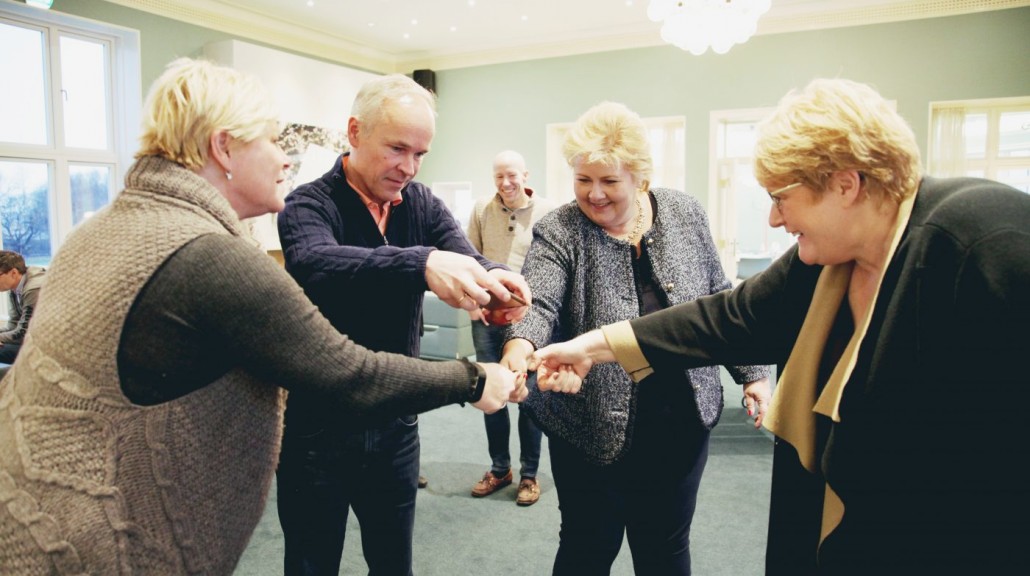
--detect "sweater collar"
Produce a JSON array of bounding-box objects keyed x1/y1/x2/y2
[{"x1": 124, "y1": 156, "x2": 252, "y2": 242}]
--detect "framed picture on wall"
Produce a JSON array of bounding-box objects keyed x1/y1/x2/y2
[{"x1": 247, "y1": 123, "x2": 348, "y2": 251}]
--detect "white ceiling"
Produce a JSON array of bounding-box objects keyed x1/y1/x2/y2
[{"x1": 102, "y1": 0, "x2": 1027, "y2": 72}]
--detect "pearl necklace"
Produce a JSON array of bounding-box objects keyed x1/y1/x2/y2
[{"x1": 617, "y1": 194, "x2": 645, "y2": 245}]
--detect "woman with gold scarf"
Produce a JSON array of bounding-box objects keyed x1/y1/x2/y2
[{"x1": 529, "y1": 78, "x2": 1030, "y2": 575}]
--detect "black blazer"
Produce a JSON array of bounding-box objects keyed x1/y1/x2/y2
[{"x1": 626, "y1": 177, "x2": 1030, "y2": 575}]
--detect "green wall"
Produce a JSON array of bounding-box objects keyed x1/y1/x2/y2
[
  {"x1": 419, "y1": 8, "x2": 1030, "y2": 206},
  {"x1": 50, "y1": 2, "x2": 1030, "y2": 209},
  {"x1": 50, "y1": 0, "x2": 349, "y2": 90}
]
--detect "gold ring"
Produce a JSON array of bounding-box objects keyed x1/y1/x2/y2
[{"x1": 458, "y1": 293, "x2": 468, "y2": 306}]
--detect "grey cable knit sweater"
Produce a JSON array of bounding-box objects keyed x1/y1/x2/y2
[
  {"x1": 508, "y1": 188, "x2": 768, "y2": 464},
  {"x1": 0, "y1": 156, "x2": 476, "y2": 575}
]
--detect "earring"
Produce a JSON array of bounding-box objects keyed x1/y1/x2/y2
[{"x1": 226, "y1": 171, "x2": 233, "y2": 181}]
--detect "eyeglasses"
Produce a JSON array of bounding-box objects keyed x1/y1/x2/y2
[{"x1": 767, "y1": 182, "x2": 803, "y2": 211}]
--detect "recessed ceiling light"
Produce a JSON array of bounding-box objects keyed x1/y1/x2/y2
[
  {"x1": 306, "y1": 0, "x2": 314, "y2": 7},
  {"x1": 411, "y1": 19, "x2": 418, "y2": 25},
  {"x1": 521, "y1": 15, "x2": 528, "y2": 22},
  {"x1": 468, "y1": 1, "x2": 476, "y2": 6},
  {"x1": 450, "y1": 26, "x2": 458, "y2": 32},
  {"x1": 403, "y1": 33, "x2": 410, "y2": 39},
  {"x1": 367, "y1": 22, "x2": 375, "y2": 27},
  {"x1": 626, "y1": 0, "x2": 634, "y2": 6}
]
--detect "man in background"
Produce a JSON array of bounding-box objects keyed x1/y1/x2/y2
[
  {"x1": 276, "y1": 74, "x2": 530, "y2": 576},
  {"x1": 466, "y1": 150, "x2": 556, "y2": 506},
  {"x1": 0, "y1": 250, "x2": 46, "y2": 364}
]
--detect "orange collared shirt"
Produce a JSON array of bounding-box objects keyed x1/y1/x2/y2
[{"x1": 343, "y1": 155, "x2": 403, "y2": 236}]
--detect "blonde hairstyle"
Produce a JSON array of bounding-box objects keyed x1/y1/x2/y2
[
  {"x1": 136, "y1": 58, "x2": 279, "y2": 170},
  {"x1": 562, "y1": 101, "x2": 653, "y2": 188},
  {"x1": 351, "y1": 73, "x2": 437, "y2": 131},
  {"x1": 753, "y1": 78, "x2": 922, "y2": 204}
]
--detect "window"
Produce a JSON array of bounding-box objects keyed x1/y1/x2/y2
[
  {"x1": 545, "y1": 116, "x2": 686, "y2": 205},
  {"x1": 928, "y1": 97, "x2": 1030, "y2": 193},
  {"x1": 0, "y1": 3, "x2": 140, "y2": 266},
  {"x1": 708, "y1": 108, "x2": 794, "y2": 281}
]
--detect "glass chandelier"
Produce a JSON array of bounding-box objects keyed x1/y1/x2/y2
[{"x1": 647, "y1": 0, "x2": 772, "y2": 55}]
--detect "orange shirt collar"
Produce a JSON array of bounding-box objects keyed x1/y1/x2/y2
[{"x1": 343, "y1": 155, "x2": 401, "y2": 234}]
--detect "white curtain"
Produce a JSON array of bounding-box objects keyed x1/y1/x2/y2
[{"x1": 928, "y1": 106, "x2": 968, "y2": 177}]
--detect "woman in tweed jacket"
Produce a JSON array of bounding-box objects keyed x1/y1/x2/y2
[{"x1": 503, "y1": 102, "x2": 770, "y2": 575}]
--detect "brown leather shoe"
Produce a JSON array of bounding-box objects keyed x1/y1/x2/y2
[
  {"x1": 471, "y1": 470, "x2": 512, "y2": 497},
  {"x1": 516, "y1": 477, "x2": 540, "y2": 506}
]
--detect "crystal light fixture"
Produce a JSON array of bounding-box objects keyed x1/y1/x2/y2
[{"x1": 647, "y1": 0, "x2": 771, "y2": 55}]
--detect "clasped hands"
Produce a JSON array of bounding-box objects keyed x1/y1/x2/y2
[
  {"x1": 509, "y1": 332, "x2": 774, "y2": 429},
  {"x1": 425, "y1": 250, "x2": 530, "y2": 326},
  {"x1": 425, "y1": 250, "x2": 533, "y2": 413}
]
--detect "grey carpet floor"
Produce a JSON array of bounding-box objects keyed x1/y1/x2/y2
[{"x1": 235, "y1": 387, "x2": 772, "y2": 576}]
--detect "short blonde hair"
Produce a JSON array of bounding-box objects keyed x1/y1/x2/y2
[
  {"x1": 562, "y1": 101, "x2": 653, "y2": 188},
  {"x1": 136, "y1": 58, "x2": 279, "y2": 170},
  {"x1": 351, "y1": 73, "x2": 437, "y2": 131},
  {"x1": 753, "y1": 78, "x2": 921, "y2": 204}
]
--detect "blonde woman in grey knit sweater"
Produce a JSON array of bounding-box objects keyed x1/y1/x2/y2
[
  {"x1": 0, "y1": 58, "x2": 520, "y2": 575},
  {"x1": 502, "y1": 102, "x2": 771, "y2": 575}
]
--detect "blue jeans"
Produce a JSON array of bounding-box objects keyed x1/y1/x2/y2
[
  {"x1": 549, "y1": 387, "x2": 711, "y2": 576},
  {"x1": 276, "y1": 415, "x2": 421, "y2": 576},
  {"x1": 472, "y1": 322, "x2": 542, "y2": 478}
]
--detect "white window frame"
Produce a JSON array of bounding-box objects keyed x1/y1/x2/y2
[
  {"x1": 927, "y1": 96, "x2": 1030, "y2": 192},
  {"x1": 0, "y1": 2, "x2": 141, "y2": 249}
]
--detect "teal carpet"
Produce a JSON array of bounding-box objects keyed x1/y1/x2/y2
[{"x1": 235, "y1": 401, "x2": 772, "y2": 575}]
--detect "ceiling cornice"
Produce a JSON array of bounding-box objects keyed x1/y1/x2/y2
[
  {"x1": 98, "y1": 0, "x2": 399, "y2": 72},
  {"x1": 99, "y1": 0, "x2": 1029, "y2": 73}
]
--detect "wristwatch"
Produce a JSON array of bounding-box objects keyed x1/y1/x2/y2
[{"x1": 461, "y1": 359, "x2": 487, "y2": 403}]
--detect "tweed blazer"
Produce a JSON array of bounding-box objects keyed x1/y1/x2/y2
[{"x1": 509, "y1": 188, "x2": 767, "y2": 464}]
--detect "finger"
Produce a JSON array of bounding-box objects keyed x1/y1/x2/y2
[
  {"x1": 537, "y1": 369, "x2": 559, "y2": 391},
  {"x1": 515, "y1": 385, "x2": 529, "y2": 402},
  {"x1": 564, "y1": 366, "x2": 582, "y2": 394}
]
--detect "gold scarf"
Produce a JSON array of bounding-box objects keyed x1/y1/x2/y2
[{"x1": 763, "y1": 190, "x2": 915, "y2": 549}]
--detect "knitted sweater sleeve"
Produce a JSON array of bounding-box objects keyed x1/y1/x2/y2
[{"x1": 118, "y1": 234, "x2": 475, "y2": 417}]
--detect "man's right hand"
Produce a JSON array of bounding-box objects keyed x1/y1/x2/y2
[
  {"x1": 425, "y1": 250, "x2": 508, "y2": 311},
  {"x1": 471, "y1": 362, "x2": 527, "y2": 413}
]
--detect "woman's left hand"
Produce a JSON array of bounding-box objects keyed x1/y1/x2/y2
[{"x1": 742, "y1": 378, "x2": 772, "y2": 429}]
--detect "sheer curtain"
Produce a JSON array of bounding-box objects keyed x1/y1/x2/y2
[{"x1": 928, "y1": 106, "x2": 968, "y2": 177}]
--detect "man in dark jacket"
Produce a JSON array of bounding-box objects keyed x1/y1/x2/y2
[
  {"x1": 276, "y1": 73, "x2": 530, "y2": 576},
  {"x1": 0, "y1": 250, "x2": 46, "y2": 364}
]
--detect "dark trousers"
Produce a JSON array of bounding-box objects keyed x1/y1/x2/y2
[
  {"x1": 548, "y1": 402, "x2": 710, "y2": 576},
  {"x1": 0, "y1": 343, "x2": 20, "y2": 364},
  {"x1": 472, "y1": 322, "x2": 542, "y2": 478},
  {"x1": 276, "y1": 415, "x2": 421, "y2": 576}
]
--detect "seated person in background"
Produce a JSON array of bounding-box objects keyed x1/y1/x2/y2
[{"x1": 0, "y1": 249, "x2": 46, "y2": 364}]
